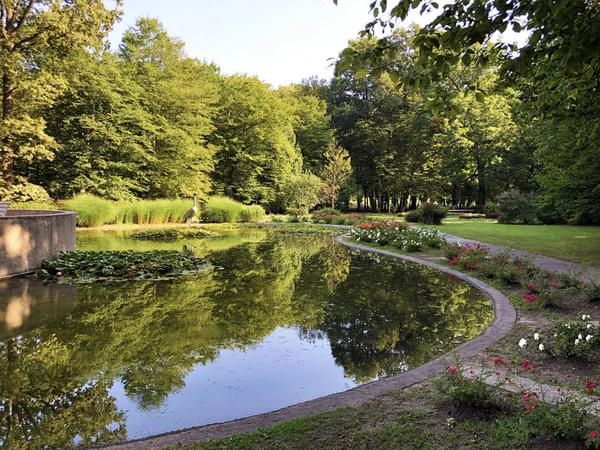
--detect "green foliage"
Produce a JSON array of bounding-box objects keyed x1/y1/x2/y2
[
  {"x1": 211, "y1": 74, "x2": 302, "y2": 206},
  {"x1": 437, "y1": 364, "x2": 496, "y2": 409},
  {"x1": 541, "y1": 315, "x2": 597, "y2": 358},
  {"x1": 202, "y1": 196, "x2": 244, "y2": 223},
  {"x1": 497, "y1": 191, "x2": 539, "y2": 225},
  {"x1": 278, "y1": 173, "x2": 324, "y2": 216},
  {"x1": 420, "y1": 203, "x2": 448, "y2": 225},
  {"x1": 321, "y1": 139, "x2": 353, "y2": 209},
  {"x1": 403, "y1": 204, "x2": 448, "y2": 225},
  {"x1": 0, "y1": 177, "x2": 52, "y2": 202},
  {"x1": 36, "y1": 250, "x2": 209, "y2": 283},
  {"x1": 64, "y1": 194, "x2": 115, "y2": 227},
  {"x1": 9, "y1": 201, "x2": 59, "y2": 210},
  {"x1": 128, "y1": 228, "x2": 215, "y2": 241},
  {"x1": 404, "y1": 209, "x2": 421, "y2": 223},
  {"x1": 239, "y1": 205, "x2": 266, "y2": 223},
  {"x1": 311, "y1": 208, "x2": 341, "y2": 222},
  {"x1": 520, "y1": 397, "x2": 592, "y2": 441}
]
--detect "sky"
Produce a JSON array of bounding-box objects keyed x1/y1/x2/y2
[{"x1": 108, "y1": 0, "x2": 428, "y2": 87}]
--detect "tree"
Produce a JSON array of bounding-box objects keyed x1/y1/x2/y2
[
  {"x1": 210, "y1": 74, "x2": 302, "y2": 207},
  {"x1": 278, "y1": 84, "x2": 334, "y2": 175},
  {"x1": 321, "y1": 140, "x2": 352, "y2": 209},
  {"x1": 118, "y1": 18, "x2": 219, "y2": 199},
  {"x1": 0, "y1": 0, "x2": 122, "y2": 192},
  {"x1": 337, "y1": 0, "x2": 600, "y2": 102}
]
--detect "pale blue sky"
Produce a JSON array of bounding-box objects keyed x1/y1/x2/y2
[{"x1": 109, "y1": 0, "x2": 424, "y2": 87}]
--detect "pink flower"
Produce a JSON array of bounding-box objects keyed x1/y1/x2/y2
[
  {"x1": 591, "y1": 431, "x2": 598, "y2": 439},
  {"x1": 525, "y1": 405, "x2": 532, "y2": 412},
  {"x1": 523, "y1": 394, "x2": 530, "y2": 402},
  {"x1": 449, "y1": 367, "x2": 457, "y2": 375},
  {"x1": 527, "y1": 283, "x2": 537, "y2": 291}
]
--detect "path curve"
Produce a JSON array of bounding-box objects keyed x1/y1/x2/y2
[{"x1": 92, "y1": 235, "x2": 516, "y2": 450}]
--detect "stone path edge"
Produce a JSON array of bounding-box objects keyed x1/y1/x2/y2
[{"x1": 92, "y1": 235, "x2": 516, "y2": 450}]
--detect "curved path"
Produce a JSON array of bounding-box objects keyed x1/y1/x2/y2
[{"x1": 95, "y1": 235, "x2": 516, "y2": 450}]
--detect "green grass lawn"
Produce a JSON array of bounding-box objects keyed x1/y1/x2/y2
[{"x1": 420, "y1": 219, "x2": 600, "y2": 267}]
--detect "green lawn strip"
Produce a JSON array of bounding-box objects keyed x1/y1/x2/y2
[
  {"x1": 417, "y1": 222, "x2": 600, "y2": 267},
  {"x1": 163, "y1": 383, "x2": 536, "y2": 450}
]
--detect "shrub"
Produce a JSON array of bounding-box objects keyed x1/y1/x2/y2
[
  {"x1": 534, "y1": 315, "x2": 597, "y2": 358},
  {"x1": 64, "y1": 194, "x2": 115, "y2": 227},
  {"x1": 202, "y1": 196, "x2": 244, "y2": 223},
  {"x1": 498, "y1": 190, "x2": 539, "y2": 224},
  {"x1": 437, "y1": 364, "x2": 496, "y2": 408},
  {"x1": 483, "y1": 201, "x2": 499, "y2": 213},
  {"x1": 421, "y1": 202, "x2": 448, "y2": 225},
  {"x1": 404, "y1": 209, "x2": 421, "y2": 223},
  {"x1": 311, "y1": 208, "x2": 341, "y2": 222},
  {"x1": 240, "y1": 204, "x2": 265, "y2": 222},
  {"x1": 10, "y1": 201, "x2": 59, "y2": 210},
  {"x1": 0, "y1": 176, "x2": 52, "y2": 202},
  {"x1": 583, "y1": 283, "x2": 600, "y2": 301}
]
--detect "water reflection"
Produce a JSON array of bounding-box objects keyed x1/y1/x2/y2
[{"x1": 0, "y1": 231, "x2": 493, "y2": 448}]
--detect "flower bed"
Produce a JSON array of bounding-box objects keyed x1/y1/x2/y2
[
  {"x1": 351, "y1": 221, "x2": 446, "y2": 252},
  {"x1": 444, "y1": 243, "x2": 538, "y2": 285},
  {"x1": 459, "y1": 213, "x2": 487, "y2": 219}
]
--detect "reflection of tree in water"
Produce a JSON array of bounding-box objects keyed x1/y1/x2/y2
[
  {"x1": 0, "y1": 234, "x2": 332, "y2": 447},
  {"x1": 317, "y1": 252, "x2": 493, "y2": 383},
  {"x1": 0, "y1": 336, "x2": 126, "y2": 449},
  {"x1": 0, "y1": 235, "x2": 493, "y2": 447}
]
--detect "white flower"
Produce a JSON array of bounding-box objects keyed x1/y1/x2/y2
[
  {"x1": 578, "y1": 333, "x2": 583, "y2": 340},
  {"x1": 586, "y1": 335, "x2": 593, "y2": 342},
  {"x1": 583, "y1": 314, "x2": 587, "y2": 320},
  {"x1": 534, "y1": 333, "x2": 540, "y2": 341},
  {"x1": 519, "y1": 338, "x2": 527, "y2": 348},
  {"x1": 588, "y1": 324, "x2": 593, "y2": 329},
  {"x1": 575, "y1": 339, "x2": 580, "y2": 345},
  {"x1": 539, "y1": 344, "x2": 545, "y2": 351}
]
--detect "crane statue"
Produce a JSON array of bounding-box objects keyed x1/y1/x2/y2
[{"x1": 182, "y1": 192, "x2": 198, "y2": 229}]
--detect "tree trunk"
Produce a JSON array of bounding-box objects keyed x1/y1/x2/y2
[
  {"x1": 1, "y1": 72, "x2": 15, "y2": 188},
  {"x1": 476, "y1": 157, "x2": 486, "y2": 207}
]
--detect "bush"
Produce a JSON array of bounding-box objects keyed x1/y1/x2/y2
[
  {"x1": 403, "y1": 203, "x2": 447, "y2": 225},
  {"x1": 64, "y1": 194, "x2": 115, "y2": 227},
  {"x1": 539, "y1": 315, "x2": 597, "y2": 358},
  {"x1": 404, "y1": 209, "x2": 422, "y2": 223},
  {"x1": 0, "y1": 176, "x2": 52, "y2": 202},
  {"x1": 202, "y1": 196, "x2": 244, "y2": 223},
  {"x1": 498, "y1": 190, "x2": 539, "y2": 224},
  {"x1": 437, "y1": 364, "x2": 496, "y2": 409},
  {"x1": 311, "y1": 208, "x2": 341, "y2": 222},
  {"x1": 483, "y1": 201, "x2": 499, "y2": 213},
  {"x1": 459, "y1": 213, "x2": 486, "y2": 219},
  {"x1": 421, "y1": 202, "x2": 448, "y2": 225},
  {"x1": 239, "y1": 204, "x2": 265, "y2": 223}
]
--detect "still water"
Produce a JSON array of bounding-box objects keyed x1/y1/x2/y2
[{"x1": 0, "y1": 228, "x2": 493, "y2": 448}]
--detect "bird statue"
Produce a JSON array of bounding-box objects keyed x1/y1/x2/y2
[{"x1": 182, "y1": 192, "x2": 198, "y2": 229}]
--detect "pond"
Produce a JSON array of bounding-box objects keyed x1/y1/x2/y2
[{"x1": 0, "y1": 228, "x2": 493, "y2": 448}]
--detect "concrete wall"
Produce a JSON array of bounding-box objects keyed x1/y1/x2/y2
[{"x1": 0, "y1": 210, "x2": 76, "y2": 278}]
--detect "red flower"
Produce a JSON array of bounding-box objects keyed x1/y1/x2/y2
[
  {"x1": 494, "y1": 357, "x2": 507, "y2": 366},
  {"x1": 523, "y1": 394, "x2": 530, "y2": 402},
  {"x1": 527, "y1": 283, "x2": 537, "y2": 291},
  {"x1": 525, "y1": 405, "x2": 532, "y2": 412},
  {"x1": 591, "y1": 431, "x2": 598, "y2": 439},
  {"x1": 449, "y1": 367, "x2": 457, "y2": 375}
]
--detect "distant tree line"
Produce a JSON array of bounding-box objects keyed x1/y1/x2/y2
[{"x1": 1, "y1": 1, "x2": 598, "y2": 224}]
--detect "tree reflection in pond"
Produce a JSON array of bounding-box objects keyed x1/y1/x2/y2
[{"x1": 0, "y1": 231, "x2": 492, "y2": 448}]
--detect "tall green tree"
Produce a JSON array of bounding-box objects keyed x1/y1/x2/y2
[
  {"x1": 279, "y1": 84, "x2": 334, "y2": 175},
  {"x1": 0, "y1": 0, "x2": 122, "y2": 194},
  {"x1": 321, "y1": 140, "x2": 352, "y2": 208},
  {"x1": 118, "y1": 18, "x2": 219, "y2": 199},
  {"x1": 211, "y1": 74, "x2": 302, "y2": 207}
]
